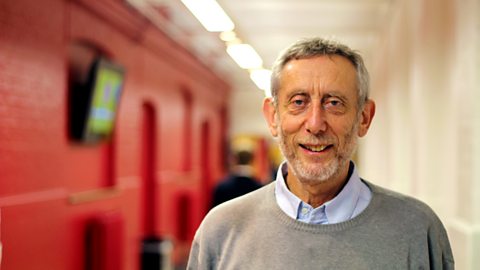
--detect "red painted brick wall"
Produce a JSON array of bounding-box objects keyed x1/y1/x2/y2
[{"x1": 0, "y1": 0, "x2": 230, "y2": 269}]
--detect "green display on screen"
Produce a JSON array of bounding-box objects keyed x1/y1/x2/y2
[{"x1": 85, "y1": 65, "x2": 123, "y2": 139}]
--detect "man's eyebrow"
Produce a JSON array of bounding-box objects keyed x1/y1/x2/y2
[
  {"x1": 285, "y1": 89, "x2": 308, "y2": 101},
  {"x1": 323, "y1": 91, "x2": 349, "y2": 101}
]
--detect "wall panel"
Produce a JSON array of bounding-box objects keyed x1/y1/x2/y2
[{"x1": 0, "y1": 0, "x2": 230, "y2": 269}]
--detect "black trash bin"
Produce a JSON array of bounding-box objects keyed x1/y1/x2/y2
[{"x1": 141, "y1": 236, "x2": 173, "y2": 270}]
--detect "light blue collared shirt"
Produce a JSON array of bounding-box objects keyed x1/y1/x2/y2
[{"x1": 274, "y1": 161, "x2": 372, "y2": 224}]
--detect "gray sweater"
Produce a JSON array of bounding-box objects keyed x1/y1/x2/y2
[{"x1": 187, "y1": 181, "x2": 454, "y2": 269}]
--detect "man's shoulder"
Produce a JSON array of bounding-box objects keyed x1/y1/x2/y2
[
  {"x1": 214, "y1": 175, "x2": 236, "y2": 189},
  {"x1": 215, "y1": 175, "x2": 261, "y2": 189},
  {"x1": 365, "y1": 180, "x2": 445, "y2": 225},
  {"x1": 195, "y1": 183, "x2": 274, "y2": 246},
  {"x1": 363, "y1": 180, "x2": 454, "y2": 267}
]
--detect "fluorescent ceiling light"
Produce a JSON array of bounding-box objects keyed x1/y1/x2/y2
[
  {"x1": 181, "y1": 0, "x2": 234, "y2": 32},
  {"x1": 250, "y1": 69, "x2": 272, "y2": 95},
  {"x1": 227, "y1": 44, "x2": 263, "y2": 69},
  {"x1": 219, "y1": 31, "x2": 237, "y2": 42}
]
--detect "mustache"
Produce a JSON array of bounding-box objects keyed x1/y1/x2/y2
[{"x1": 296, "y1": 135, "x2": 336, "y2": 145}]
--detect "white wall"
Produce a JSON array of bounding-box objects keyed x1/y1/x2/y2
[{"x1": 359, "y1": 0, "x2": 480, "y2": 269}]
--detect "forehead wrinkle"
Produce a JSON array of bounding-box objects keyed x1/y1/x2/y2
[
  {"x1": 279, "y1": 55, "x2": 357, "y2": 102},
  {"x1": 303, "y1": 71, "x2": 345, "y2": 103}
]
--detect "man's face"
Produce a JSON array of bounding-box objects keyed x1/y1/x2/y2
[{"x1": 263, "y1": 55, "x2": 375, "y2": 184}]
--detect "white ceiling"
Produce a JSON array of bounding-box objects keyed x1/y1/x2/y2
[
  {"x1": 127, "y1": 0, "x2": 395, "y2": 135},
  {"x1": 220, "y1": 0, "x2": 391, "y2": 68}
]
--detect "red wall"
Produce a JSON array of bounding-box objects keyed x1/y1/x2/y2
[{"x1": 0, "y1": 0, "x2": 230, "y2": 269}]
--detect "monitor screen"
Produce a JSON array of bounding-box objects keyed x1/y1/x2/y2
[{"x1": 83, "y1": 58, "x2": 125, "y2": 142}]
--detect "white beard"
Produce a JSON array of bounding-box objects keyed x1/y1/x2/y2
[{"x1": 277, "y1": 120, "x2": 359, "y2": 184}]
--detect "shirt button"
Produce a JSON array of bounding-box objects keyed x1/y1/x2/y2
[{"x1": 301, "y1": 207, "x2": 309, "y2": 215}]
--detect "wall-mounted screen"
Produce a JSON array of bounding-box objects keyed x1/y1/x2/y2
[
  {"x1": 84, "y1": 59, "x2": 124, "y2": 142},
  {"x1": 70, "y1": 58, "x2": 125, "y2": 143}
]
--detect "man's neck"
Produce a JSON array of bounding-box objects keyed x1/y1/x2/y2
[{"x1": 285, "y1": 163, "x2": 351, "y2": 208}]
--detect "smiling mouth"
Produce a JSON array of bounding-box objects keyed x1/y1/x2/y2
[{"x1": 299, "y1": 144, "x2": 333, "y2": 153}]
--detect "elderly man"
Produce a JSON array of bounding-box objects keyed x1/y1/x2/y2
[{"x1": 187, "y1": 37, "x2": 454, "y2": 269}]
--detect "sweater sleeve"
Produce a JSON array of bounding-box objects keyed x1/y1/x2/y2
[
  {"x1": 187, "y1": 205, "x2": 228, "y2": 270},
  {"x1": 186, "y1": 237, "x2": 203, "y2": 270},
  {"x1": 428, "y1": 218, "x2": 455, "y2": 270},
  {"x1": 186, "y1": 225, "x2": 217, "y2": 270}
]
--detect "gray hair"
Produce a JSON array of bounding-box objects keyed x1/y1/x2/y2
[{"x1": 270, "y1": 37, "x2": 370, "y2": 109}]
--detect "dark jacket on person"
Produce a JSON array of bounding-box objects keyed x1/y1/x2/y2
[{"x1": 211, "y1": 174, "x2": 262, "y2": 208}]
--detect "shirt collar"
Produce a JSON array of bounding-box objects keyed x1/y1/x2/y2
[
  {"x1": 274, "y1": 160, "x2": 367, "y2": 224},
  {"x1": 274, "y1": 163, "x2": 301, "y2": 219}
]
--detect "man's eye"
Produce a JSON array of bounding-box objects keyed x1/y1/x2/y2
[
  {"x1": 287, "y1": 96, "x2": 308, "y2": 112},
  {"x1": 329, "y1": 100, "x2": 340, "y2": 106},
  {"x1": 325, "y1": 98, "x2": 343, "y2": 107},
  {"x1": 293, "y1": 99, "x2": 304, "y2": 106},
  {"x1": 324, "y1": 98, "x2": 346, "y2": 113}
]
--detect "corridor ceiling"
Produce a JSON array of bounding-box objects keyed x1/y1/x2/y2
[{"x1": 127, "y1": 0, "x2": 394, "y2": 93}]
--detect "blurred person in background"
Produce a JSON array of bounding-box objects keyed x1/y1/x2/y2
[
  {"x1": 211, "y1": 150, "x2": 262, "y2": 208},
  {"x1": 188, "y1": 37, "x2": 454, "y2": 269}
]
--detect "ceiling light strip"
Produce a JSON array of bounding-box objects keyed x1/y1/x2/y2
[
  {"x1": 226, "y1": 43, "x2": 263, "y2": 69},
  {"x1": 181, "y1": 0, "x2": 234, "y2": 32}
]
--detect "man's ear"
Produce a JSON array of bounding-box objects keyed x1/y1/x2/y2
[
  {"x1": 357, "y1": 99, "x2": 376, "y2": 137},
  {"x1": 262, "y1": 97, "x2": 279, "y2": 137}
]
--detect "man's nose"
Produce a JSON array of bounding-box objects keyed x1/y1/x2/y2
[{"x1": 305, "y1": 103, "x2": 327, "y2": 135}]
